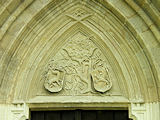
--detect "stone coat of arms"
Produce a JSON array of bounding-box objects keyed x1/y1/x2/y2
[{"x1": 44, "y1": 32, "x2": 112, "y2": 95}]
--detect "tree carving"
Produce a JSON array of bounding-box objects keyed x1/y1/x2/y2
[{"x1": 44, "y1": 32, "x2": 112, "y2": 95}]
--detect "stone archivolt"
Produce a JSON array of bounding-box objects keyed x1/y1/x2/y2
[
  {"x1": 0, "y1": 0, "x2": 159, "y2": 120},
  {"x1": 0, "y1": 1, "x2": 156, "y2": 102}
]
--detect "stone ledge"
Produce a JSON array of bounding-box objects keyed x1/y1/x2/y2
[{"x1": 26, "y1": 96, "x2": 129, "y2": 104}]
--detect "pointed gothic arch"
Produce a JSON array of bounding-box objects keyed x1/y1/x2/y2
[{"x1": 0, "y1": 0, "x2": 159, "y2": 120}]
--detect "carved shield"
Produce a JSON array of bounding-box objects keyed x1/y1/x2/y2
[
  {"x1": 91, "y1": 69, "x2": 112, "y2": 93},
  {"x1": 44, "y1": 69, "x2": 64, "y2": 93}
]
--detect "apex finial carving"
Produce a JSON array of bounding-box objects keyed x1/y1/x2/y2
[
  {"x1": 44, "y1": 32, "x2": 112, "y2": 95},
  {"x1": 66, "y1": 8, "x2": 92, "y2": 22}
]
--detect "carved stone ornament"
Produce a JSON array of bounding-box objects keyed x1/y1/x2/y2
[
  {"x1": 91, "y1": 66, "x2": 112, "y2": 93},
  {"x1": 44, "y1": 32, "x2": 112, "y2": 94},
  {"x1": 66, "y1": 8, "x2": 92, "y2": 22},
  {"x1": 44, "y1": 68, "x2": 64, "y2": 92}
]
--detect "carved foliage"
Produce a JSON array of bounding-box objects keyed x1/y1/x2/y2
[{"x1": 44, "y1": 32, "x2": 112, "y2": 95}]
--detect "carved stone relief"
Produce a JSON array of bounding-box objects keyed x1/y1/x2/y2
[
  {"x1": 66, "y1": 8, "x2": 92, "y2": 22},
  {"x1": 44, "y1": 32, "x2": 112, "y2": 95},
  {"x1": 10, "y1": 103, "x2": 29, "y2": 120}
]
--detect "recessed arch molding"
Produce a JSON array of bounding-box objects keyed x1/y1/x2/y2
[{"x1": 0, "y1": 0, "x2": 159, "y2": 120}]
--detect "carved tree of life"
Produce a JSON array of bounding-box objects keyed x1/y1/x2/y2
[{"x1": 44, "y1": 32, "x2": 112, "y2": 94}]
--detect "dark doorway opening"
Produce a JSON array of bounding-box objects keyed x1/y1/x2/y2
[{"x1": 31, "y1": 110, "x2": 131, "y2": 120}]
